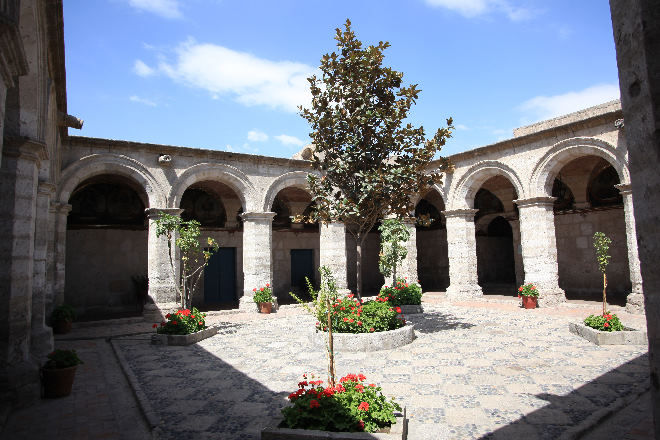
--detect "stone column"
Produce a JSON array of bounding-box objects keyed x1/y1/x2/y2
[
  {"x1": 49, "y1": 202, "x2": 71, "y2": 309},
  {"x1": 144, "y1": 208, "x2": 183, "y2": 320},
  {"x1": 399, "y1": 217, "x2": 418, "y2": 285},
  {"x1": 443, "y1": 209, "x2": 483, "y2": 299},
  {"x1": 239, "y1": 212, "x2": 275, "y2": 311},
  {"x1": 616, "y1": 183, "x2": 644, "y2": 314},
  {"x1": 514, "y1": 197, "x2": 566, "y2": 306},
  {"x1": 30, "y1": 182, "x2": 55, "y2": 358},
  {"x1": 507, "y1": 217, "x2": 525, "y2": 287},
  {"x1": 319, "y1": 221, "x2": 349, "y2": 293},
  {"x1": 0, "y1": 139, "x2": 47, "y2": 408}
]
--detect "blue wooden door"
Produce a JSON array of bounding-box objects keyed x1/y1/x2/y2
[
  {"x1": 204, "y1": 247, "x2": 236, "y2": 303},
  {"x1": 291, "y1": 249, "x2": 314, "y2": 290}
]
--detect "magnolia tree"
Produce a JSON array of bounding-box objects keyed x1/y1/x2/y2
[
  {"x1": 300, "y1": 19, "x2": 453, "y2": 299},
  {"x1": 378, "y1": 218, "x2": 410, "y2": 286},
  {"x1": 155, "y1": 213, "x2": 219, "y2": 310},
  {"x1": 593, "y1": 231, "x2": 612, "y2": 315}
]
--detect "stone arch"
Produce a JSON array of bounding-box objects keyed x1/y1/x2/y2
[
  {"x1": 449, "y1": 161, "x2": 525, "y2": 210},
  {"x1": 530, "y1": 137, "x2": 630, "y2": 197},
  {"x1": 411, "y1": 183, "x2": 448, "y2": 209},
  {"x1": 56, "y1": 154, "x2": 165, "y2": 207},
  {"x1": 262, "y1": 171, "x2": 311, "y2": 212},
  {"x1": 169, "y1": 163, "x2": 254, "y2": 211}
]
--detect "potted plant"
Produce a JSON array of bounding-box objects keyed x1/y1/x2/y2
[
  {"x1": 50, "y1": 304, "x2": 76, "y2": 334},
  {"x1": 41, "y1": 349, "x2": 83, "y2": 398},
  {"x1": 378, "y1": 278, "x2": 423, "y2": 313},
  {"x1": 518, "y1": 283, "x2": 538, "y2": 309},
  {"x1": 253, "y1": 284, "x2": 274, "y2": 313}
]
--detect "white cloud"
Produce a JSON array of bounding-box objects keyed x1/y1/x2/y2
[
  {"x1": 519, "y1": 84, "x2": 620, "y2": 121},
  {"x1": 455, "y1": 124, "x2": 469, "y2": 131},
  {"x1": 275, "y1": 134, "x2": 305, "y2": 147},
  {"x1": 157, "y1": 38, "x2": 315, "y2": 112},
  {"x1": 129, "y1": 95, "x2": 157, "y2": 106},
  {"x1": 247, "y1": 130, "x2": 268, "y2": 142},
  {"x1": 424, "y1": 0, "x2": 534, "y2": 21},
  {"x1": 127, "y1": 0, "x2": 182, "y2": 19},
  {"x1": 133, "y1": 60, "x2": 155, "y2": 77}
]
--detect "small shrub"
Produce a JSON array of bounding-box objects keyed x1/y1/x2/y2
[
  {"x1": 281, "y1": 373, "x2": 401, "y2": 433},
  {"x1": 315, "y1": 294, "x2": 405, "y2": 334},
  {"x1": 44, "y1": 349, "x2": 83, "y2": 369},
  {"x1": 517, "y1": 283, "x2": 538, "y2": 297},
  {"x1": 584, "y1": 312, "x2": 624, "y2": 332},
  {"x1": 252, "y1": 284, "x2": 273, "y2": 303},
  {"x1": 155, "y1": 307, "x2": 206, "y2": 335},
  {"x1": 378, "y1": 278, "x2": 422, "y2": 306},
  {"x1": 51, "y1": 304, "x2": 76, "y2": 323}
]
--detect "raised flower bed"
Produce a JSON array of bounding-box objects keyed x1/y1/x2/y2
[
  {"x1": 150, "y1": 307, "x2": 218, "y2": 346},
  {"x1": 568, "y1": 318, "x2": 647, "y2": 346},
  {"x1": 378, "y1": 279, "x2": 423, "y2": 315}
]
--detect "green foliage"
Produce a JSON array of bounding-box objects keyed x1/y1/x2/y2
[
  {"x1": 51, "y1": 304, "x2": 76, "y2": 323},
  {"x1": 316, "y1": 294, "x2": 405, "y2": 333},
  {"x1": 154, "y1": 213, "x2": 219, "y2": 309},
  {"x1": 44, "y1": 349, "x2": 83, "y2": 369},
  {"x1": 300, "y1": 19, "x2": 453, "y2": 298},
  {"x1": 252, "y1": 284, "x2": 273, "y2": 303},
  {"x1": 584, "y1": 312, "x2": 624, "y2": 332},
  {"x1": 517, "y1": 283, "x2": 539, "y2": 297},
  {"x1": 156, "y1": 307, "x2": 207, "y2": 335},
  {"x1": 378, "y1": 278, "x2": 422, "y2": 306},
  {"x1": 593, "y1": 232, "x2": 612, "y2": 273},
  {"x1": 290, "y1": 266, "x2": 339, "y2": 320},
  {"x1": 281, "y1": 373, "x2": 401, "y2": 433},
  {"x1": 378, "y1": 219, "x2": 410, "y2": 283}
]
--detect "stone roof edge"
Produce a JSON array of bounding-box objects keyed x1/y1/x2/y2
[
  {"x1": 66, "y1": 135, "x2": 314, "y2": 168},
  {"x1": 435, "y1": 102, "x2": 624, "y2": 167}
]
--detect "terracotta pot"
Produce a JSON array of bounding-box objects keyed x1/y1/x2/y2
[
  {"x1": 42, "y1": 365, "x2": 78, "y2": 398},
  {"x1": 259, "y1": 302, "x2": 273, "y2": 314},
  {"x1": 52, "y1": 320, "x2": 72, "y2": 334},
  {"x1": 522, "y1": 296, "x2": 537, "y2": 309}
]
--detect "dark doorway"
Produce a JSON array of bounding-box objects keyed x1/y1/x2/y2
[
  {"x1": 291, "y1": 249, "x2": 315, "y2": 293},
  {"x1": 204, "y1": 247, "x2": 237, "y2": 304}
]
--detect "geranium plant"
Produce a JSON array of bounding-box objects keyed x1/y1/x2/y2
[
  {"x1": 316, "y1": 294, "x2": 405, "y2": 334},
  {"x1": 518, "y1": 283, "x2": 538, "y2": 297},
  {"x1": 281, "y1": 373, "x2": 401, "y2": 433},
  {"x1": 378, "y1": 278, "x2": 422, "y2": 306},
  {"x1": 154, "y1": 307, "x2": 206, "y2": 335},
  {"x1": 584, "y1": 312, "x2": 624, "y2": 332},
  {"x1": 44, "y1": 349, "x2": 83, "y2": 369},
  {"x1": 252, "y1": 284, "x2": 273, "y2": 303}
]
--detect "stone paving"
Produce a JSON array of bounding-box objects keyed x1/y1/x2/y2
[{"x1": 1, "y1": 296, "x2": 652, "y2": 440}]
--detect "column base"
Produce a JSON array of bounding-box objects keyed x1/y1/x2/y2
[
  {"x1": 625, "y1": 292, "x2": 645, "y2": 314},
  {"x1": 239, "y1": 295, "x2": 259, "y2": 312},
  {"x1": 30, "y1": 327, "x2": 54, "y2": 359},
  {"x1": 446, "y1": 284, "x2": 483, "y2": 300},
  {"x1": 537, "y1": 289, "x2": 566, "y2": 307}
]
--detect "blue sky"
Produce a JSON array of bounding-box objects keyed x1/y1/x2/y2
[{"x1": 63, "y1": 0, "x2": 620, "y2": 158}]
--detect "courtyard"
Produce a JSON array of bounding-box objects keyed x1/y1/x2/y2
[{"x1": 2, "y1": 294, "x2": 651, "y2": 440}]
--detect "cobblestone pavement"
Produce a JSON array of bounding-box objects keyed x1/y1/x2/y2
[{"x1": 2, "y1": 296, "x2": 652, "y2": 440}]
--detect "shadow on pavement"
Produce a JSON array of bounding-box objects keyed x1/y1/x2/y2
[
  {"x1": 479, "y1": 353, "x2": 650, "y2": 440},
  {"x1": 409, "y1": 310, "x2": 476, "y2": 334}
]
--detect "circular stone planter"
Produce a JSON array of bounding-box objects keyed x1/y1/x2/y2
[
  {"x1": 398, "y1": 304, "x2": 423, "y2": 314},
  {"x1": 315, "y1": 324, "x2": 415, "y2": 352},
  {"x1": 151, "y1": 325, "x2": 218, "y2": 346}
]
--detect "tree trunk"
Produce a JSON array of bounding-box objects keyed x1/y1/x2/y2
[
  {"x1": 603, "y1": 273, "x2": 608, "y2": 315},
  {"x1": 392, "y1": 263, "x2": 397, "y2": 287},
  {"x1": 326, "y1": 295, "x2": 335, "y2": 388},
  {"x1": 356, "y1": 233, "x2": 367, "y2": 301}
]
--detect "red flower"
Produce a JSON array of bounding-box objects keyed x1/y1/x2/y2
[
  {"x1": 518, "y1": 287, "x2": 523, "y2": 292},
  {"x1": 266, "y1": 283, "x2": 270, "y2": 287},
  {"x1": 358, "y1": 402, "x2": 369, "y2": 411},
  {"x1": 198, "y1": 321, "x2": 203, "y2": 325},
  {"x1": 357, "y1": 420, "x2": 365, "y2": 430},
  {"x1": 343, "y1": 317, "x2": 348, "y2": 322},
  {"x1": 347, "y1": 293, "x2": 354, "y2": 298},
  {"x1": 357, "y1": 321, "x2": 362, "y2": 326},
  {"x1": 165, "y1": 313, "x2": 171, "y2": 318},
  {"x1": 253, "y1": 288, "x2": 256, "y2": 292},
  {"x1": 309, "y1": 399, "x2": 320, "y2": 409},
  {"x1": 369, "y1": 328, "x2": 374, "y2": 332},
  {"x1": 358, "y1": 374, "x2": 366, "y2": 381},
  {"x1": 395, "y1": 307, "x2": 402, "y2": 313},
  {"x1": 172, "y1": 321, "x2": 177, "y2": 325},
  {"x1": 349, "y1": 319, "x2": 354, "y2": 323},
  {"x1": 604, "y1": 322, "x2": 610, "y2": 328},
  {"x1": 355, "y1": 384, "x2": 364, "y2": 393},
  {"x1": 260, "y1": 287, "x2": 264, "y2": 291},
  {"x1": 152, "y1": 323, "x2": 158, "y2": 328}
]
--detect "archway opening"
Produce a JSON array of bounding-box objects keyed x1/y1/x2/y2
[
  {"x1": 473, "y1": 176, "x2": 520, "y2": 296},
  {"x1": 552, "y1": 156, "x2": 629, "y2": 305},
  {"x1": 415, "y1": 189, "x2": 449, "y2": 291},
  {"x1": 180, "y1": 180, "x2": 243, "y2": 310},
  {"x1": 270, "y1": 187, "x2": 320, "y2": 304},
  {"x1": 65, "y1": 174, "x2": 148, "y2": 320}
]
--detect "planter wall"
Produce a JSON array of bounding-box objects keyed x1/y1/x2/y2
[
  {"x1": 568, "y1": 322, "x2": 648, "y2": 345},
  {"x1": 151, "y1": 325, "x2": 218, "y2": 346},
  {"x1": 315, "y1": 325, "x2": 415, "y2": 352},
  {"x1": 399, "y1": 305, "x2": 423, "y2": 314},
  {"x1": 262, "y1": 408, "x2": 407, "y2": 440}
]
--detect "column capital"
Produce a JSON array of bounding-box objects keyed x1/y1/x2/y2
[
  {"x1": 514, "y1": 196, "x2": 556, "y2": 208},
  {"x1": 3, "y1": 138, "x2": 48, "y2": 165},
  {"x1": 614, "y1": 183, "x2": 633, "y2": 195},
  {"x1": 49, "y1": 202, "x2": 71, "y2": 214},
  {"x1": 37, "y1": 181, "x2": 56, "y2": 196},
  {"x1": 145, "y1": 208, "x2": 183, "y2": 219},
  {"x1": 240, "y1": 212, "x2": 276, "y2": 222},
  {"x1": 442, "y1": 209, "x2": 479, "y2": 220}
]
